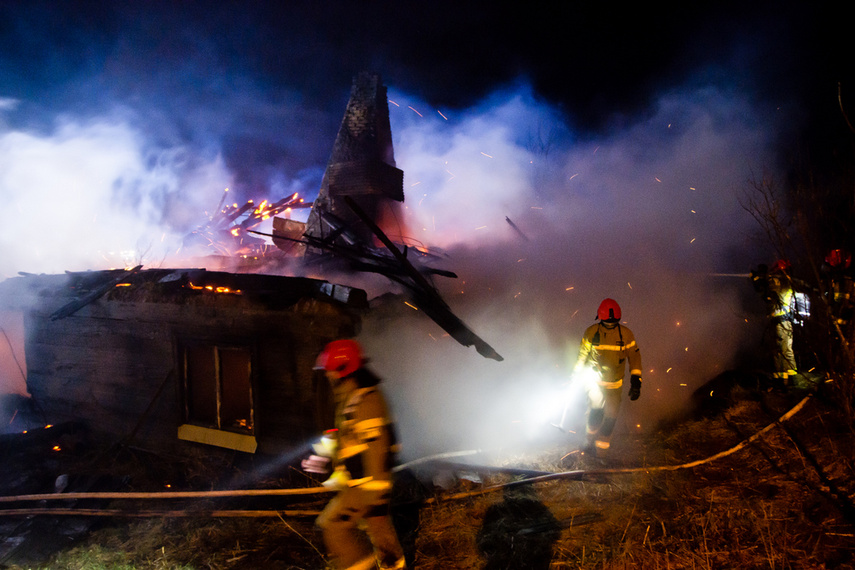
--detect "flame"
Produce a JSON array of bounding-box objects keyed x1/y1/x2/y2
[{"x1": 186, "y1": 282, "x2": 242, "y2": 295}]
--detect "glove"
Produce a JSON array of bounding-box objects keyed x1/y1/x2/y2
[
  {"x1": 311, "y1": 430, "x2": 338, "y2": 457},
  {"x1": 629, "y1": 375, "x2": 642, "y2": 401},
  {"x1": 322, "y1": 466, "x2": 351, "y2": 491}
]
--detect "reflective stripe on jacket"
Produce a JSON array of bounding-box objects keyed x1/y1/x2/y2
[
  {"x1": 333, "y1": 386, "x2": 398, "y2": 488},
  {"x1": 574, "y1": 322, "x2": 642, "y2": 386}
]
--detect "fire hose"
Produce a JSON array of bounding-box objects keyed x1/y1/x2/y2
[
  {"x1": 0, "y1": 394, "x2": 813, "y2": 517},
  {"x1": 0, "y1": 451, "x2": 485, "y2": 518},
  {"x1": 444, "y1": 392, "x2": 815, "y2": 501}
]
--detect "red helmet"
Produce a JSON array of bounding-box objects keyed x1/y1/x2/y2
[
  {"x1": 826, "y1": 249, "x2": 851, "y2": 269},
  {"x1": 597, "y1": 298, "x2": 621, "y2": 322},
  {"x1": 315, "y1": 339, "x2": 363, "y2": 378},
  {"x1": 770, "y1": 259, "x2": 791, "y2": 274}
]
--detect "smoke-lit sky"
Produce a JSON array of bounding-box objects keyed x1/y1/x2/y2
[{"x1": 1, "y1": 1, "x2": 852, "y2": 455}]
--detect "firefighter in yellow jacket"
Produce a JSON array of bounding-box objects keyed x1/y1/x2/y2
[
  {"x1": 573, "y1": 298, "x2": 642, "y2": 460},
  {"x1": 302, "y1": 339, "x2": 406, "y2": 570},
  {"x1": 752, "y1": 260, "x2": 809, "y2": 386}
]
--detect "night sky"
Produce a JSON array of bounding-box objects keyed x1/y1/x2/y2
[
  {"x1": 2, "y1": 1, "x2": 850, "y2": 208},
  {"x1": 1, "y1": 1, "x2": 853, "y2": 451}
]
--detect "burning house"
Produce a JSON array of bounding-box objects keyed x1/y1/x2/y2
[
  {"x1": 0, "y1": 267, "x2": 366, "y2": 454},
  {"x1": 0, "y1": 71, "x2": 499, "y2": 458}
]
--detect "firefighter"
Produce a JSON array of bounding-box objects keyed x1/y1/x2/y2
[
  {"x1": 302, "y1": 339, "x2": 406, "y2": 570},
  {"x1": 751, "y1": 260, "x2": 805, "y2": 387},
  {"x1": 821, "y1": 248, "x2": 854, "y2": 334},
  {"x1": 572, "y1": 298, "x2": 642, "y2": 461}
]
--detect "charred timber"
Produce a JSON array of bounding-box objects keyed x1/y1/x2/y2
[
  {"x1": 343, "y1": 196, "x2": 503, "y2": 361},
  {"x1": 50, "y1": 265, "x2": 143, "y2": 321}
]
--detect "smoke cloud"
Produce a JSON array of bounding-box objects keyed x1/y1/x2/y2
[
  {"x1": 0, "y1": 110, "x2": 232, "y2": 278},
  {"x1": 0, "y1": 73, "x2": 779, "y2": 460},
  {"x1": 362, "y1": 80, "x2": 777, "y2": 460}
]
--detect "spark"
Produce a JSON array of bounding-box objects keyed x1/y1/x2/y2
[
  {"x1": 627, "y1": 282, "x2": 632, "y2": 289},
  {"x1": 690, "y1": 210, "x2": 696, "y2": 213},
  {"x1": 530, "y1": 206, "x2": 543, "y2": 210},
  {"x1": 408, "y1": 106, "x2": 423, "y2": 117},
  {"x1": 690, "y1": 238, "x2": 696, "y2": 243},
  {"x1": 475, "y1": 226, "x2": 487, "y2": 230},
  {"x1": 666, "y1": 368, "x2": 672, "y2": 373},
  {"x1": 388, "y1": 99, "x2": 400, "y2": 107},
  {"x1": 680, "y1": 383, "x2": 687, "y2": 387},
  {"x1": 565, "y1": 286, "x2": 574, "y2": 291},
  {"x1": 655, "y1": 177, "x2": 662, "y2": 183},
  {"x1": 410, "y1": 181, "x2": 422, "y2": 187},
  {"x1": 517, "y1": 258, "x2": 525, "y2": 263},
  {"x1": 480, "y1": 152, "x2": 493, "y2": 158},
  {"x1": 676, "y1": 321, "x2": 681, "y2": 326},
  {"x1": 569, "y1": 173, "x2": 579, "y2": 180},
  {"x1": 437, "y1": 110, "x2": 448, "y2": 120},
  {"x1": 404, "y1": 301, "x2": 419, "y2": 311}
]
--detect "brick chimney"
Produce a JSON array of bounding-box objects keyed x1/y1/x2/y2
[{"x1": 304, "y1": 72, "x2": 405, "y2": 247}]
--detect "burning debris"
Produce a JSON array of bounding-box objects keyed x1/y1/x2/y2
[
  {"x1": 183, "y1": 189, "x2": 312, "y2": 258},
  {"x1": 283, "y1": 71, "x2": 502, "y2": 360},
  {"x1": 170, "y1": 71, "x2": 501, "y2": 360}
]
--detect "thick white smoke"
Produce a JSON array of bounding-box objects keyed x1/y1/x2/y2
[
  {"x1": 0, "y1": 110, "x2": 232, "y2": 280},
  {"x1": 361, "y1": 81, "x2": 775, "y2": 460}
]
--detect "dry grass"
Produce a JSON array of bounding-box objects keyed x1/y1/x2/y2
[
  {"x1": 4, "y1": 384, "x2": 855, "y2": 569},
  {"x1": 410, "y1": 386, "x2": 855, "y2": 569}
]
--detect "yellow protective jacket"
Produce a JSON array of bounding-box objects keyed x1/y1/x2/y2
[
  {"x1": 329, "y1": 380, "x2": 399, "y2": 492},
  {"x1": 574, "y1": 322, "x2": 642, "y2": 388}
]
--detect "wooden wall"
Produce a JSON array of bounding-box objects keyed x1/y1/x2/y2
[{"x1": 24, "y1": 293, "x2": 361, "y2": 455}]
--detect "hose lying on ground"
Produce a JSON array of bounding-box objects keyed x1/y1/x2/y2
[
  {"x1": 0, "y1": 394, "x2": 813, "y2": 515},
  {"x1": 443, "y1": 393, "x2": 814, "y2": 501}
]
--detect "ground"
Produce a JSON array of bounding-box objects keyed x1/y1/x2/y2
[{"x1": 2, "y1": 376, "x2": 855, "y2": 569}]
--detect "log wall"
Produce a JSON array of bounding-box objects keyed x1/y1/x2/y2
[{"x1": 24, "y1": 293, "x2": 361, "y2": 455}]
